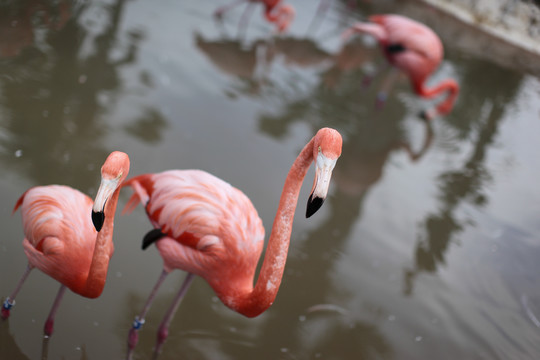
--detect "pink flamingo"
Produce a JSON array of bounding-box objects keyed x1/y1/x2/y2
[
  {"x1": 1, "y1": 151, "x2": 130, "y2": 337},
  {"x1": 214, "y1": 0, "x2": 295, "y2": 33},
  {"x1": 343, "y1": 14, "x2": 459, "y2": 119},
  {"x1": 122, "y1": 128, "x2": 342, "y2": 358}
]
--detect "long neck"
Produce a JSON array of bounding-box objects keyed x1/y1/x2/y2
[
  {"x1": 81, "y1": 188, "x2": 120, "y2": 298},
  {"x1": 234, "y1": 138, "x2": 314, "y2": 317},
  {"x1": 415, "y1": 79, "x2": 459, "y2": 116}
]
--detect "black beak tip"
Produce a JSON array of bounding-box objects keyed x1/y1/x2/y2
[
  {"x1": 92, "y1": 210, "x2": 105, "y2": 232},
  {"x1": 306, "y1": 194, "x2": 325, "y2": 218}
]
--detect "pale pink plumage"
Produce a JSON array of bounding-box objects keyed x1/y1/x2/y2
[
  {"x1": 2, "y1": 151, "x2": 130, "y2": 337},
  {"x1": 343, "y1": 14, "x2": 459, "y2": 119},
  {"x1": 123, "y1": 170, "x2": 265, "y2": 291},
  {"x1": 17, "y1": 186, "x2": 102, "y2": 296}
]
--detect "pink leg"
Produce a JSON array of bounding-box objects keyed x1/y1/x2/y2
[
  {"x1": 153, "y1": 273, "x2": 195, "y2": 358},
  {"x1": 2, "y1": 264, "x2": 33, "y2": 319},
  {"x1": 44, "y1": 285, "x2": 67, "y2": 337},
  {"x1": 307, "y1": 0, "x2": 331, "y2": 32},
  {"x1": 237, "y1": 2, "x2": 255, "y2": 34},
  {"x1": 214, "y1": 0, "x2": 247, "y2": 18},
  {"x1": 360, "y1": 62, "x2": 389, "y2": 90},
  {"x1": 376, "y1": 67, "x2": 401, "y2": 110},
  {"x1": 127, "y1": 269, "x2": 169, "y2": 360}
]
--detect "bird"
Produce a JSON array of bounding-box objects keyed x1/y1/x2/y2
[
  {"x1": 342, "y1": 14, "x2": 459, "y2": 119},
  {"x1": 1, "y1": 151, "x2": 130, "y2": 337},
  {"x1": 122, "y1": 127, "x2": 342, "y2": 358},
  {"x1": 214, "y1": 0, "x2": 295, "y2": 33}
]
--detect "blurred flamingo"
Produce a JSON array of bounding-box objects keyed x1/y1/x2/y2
[
  {"x1": 214, "y1": 0, "x2": 295, "y2": 33},
  {"x1": 1, "y1": 151, "x2": 130, "y2": 337},
  {"x1": 343, "y1": 14, "x2": 459, "y2": 119},
  {"x1": 122, "y1": 128, "x2": 342, "y2": 358}
]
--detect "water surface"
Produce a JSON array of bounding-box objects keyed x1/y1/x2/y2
[{"x1": 1, "y1": 0, "x2": 540, "y2": 359}]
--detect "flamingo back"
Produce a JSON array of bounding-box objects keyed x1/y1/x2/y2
[
  {"x1": 372, "y1": 14, "x2": 443, "y2": 83},
  {"x1": 122, "y1": 170, "x2": 265, "y2": 292},
  {"x1": 15, "y1": 185, "x2": 99, "y2": 294}
]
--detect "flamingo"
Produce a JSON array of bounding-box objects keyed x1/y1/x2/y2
[
  {"x1": 122, "y1": 127, "x2": 342, "y2": 358},
  {"x1": 214, "y1": 0, "x2": 295, "y2": 33},
  {"x1": 342, "y1": 14, "x2": 459, "y2": 119},
  {"x1": 1, "y1": 151, "x2": 130, "y2": 337}
]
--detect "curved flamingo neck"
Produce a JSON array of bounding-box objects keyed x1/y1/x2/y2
[
  {"x1": 232, "y1": 137, "x2": 315, "y2": 317},
  {"x1": 346, "y1": 22, "x2": 388, "y2": 44},
  {"x1": 81, "y1": 187, "x2": 120, "y2": 298},
  {"x1": 415, "y1": 78, "x2": 459, "y2": 116}
]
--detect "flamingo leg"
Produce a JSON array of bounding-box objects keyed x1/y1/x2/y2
[
  {"x1": 237, "y1": 2, "x2": 255, "y2": 35},
  {"x1": 214, "y1": 0, "x2": 247, "y2": 18},
  {"x1": 376, "y1": 66, "x2": 401, "y2": 109},
  {"x1": 41, "y1": 335, "x2": 51, "y2": 359},
  {"x1": 360, "y1": 61, "x2": 389, "y2": 89},
  {"x1": 307, "y1": 0, "x2": 331, "y2": 34},
  {"x1": 153, "y1": 273, "x2": 195, "y2": 358},
  {"x1": 2, "y1": 264, "x2": 33, "y2": 319},
  {"x1": 127, "y1": 269, "x2": 170, "y2": 360},
  {"x1": 44, "y1": 284, "x2": 67, "y2": 337}
]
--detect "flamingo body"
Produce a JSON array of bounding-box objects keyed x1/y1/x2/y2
[
  {"x1": 344, "y1": 14, "x2": 459, "y2": 118},
  {"x1": 124, "y1": 170, "x2": 265, "y2": 304},
  {"x1": 16, "y1": 186, "x2": 106, "y2": 297},
  {"x1": 2, "y1": 151, "x2": 130, "y2": 336}
]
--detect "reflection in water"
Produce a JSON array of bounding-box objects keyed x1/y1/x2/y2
[
  {"x1": 214, "y1": 0, "x2": 295, "y2": 34},
  {"x1": 195, "y1": 32, "x2": 273, "y2": 96},
  {"x1": 195, "y1": 33, "x2": 335, "y2": 100},
  {"x1": 0, "y1": 0, "x2": 70, "y2": 58},
  {"x1": 0, "y1": 320, "x2": 29, "y2": 360},
  {"x1": 0, "y1": 0, "x2": 147, "y2": 192},
  {"x1": 124, "y1": 108, "x2": 168, "y2": 145},
  {"x1": 403, "y1": 60, "x2": 524, "y2": 295}
]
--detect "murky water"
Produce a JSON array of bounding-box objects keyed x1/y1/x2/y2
[{"x1": 1, "y1": 0, "x2": 540, "y2": 359}]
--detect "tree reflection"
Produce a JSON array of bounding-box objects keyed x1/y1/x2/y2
[
  {"x1": 0, "y1": 0, "x2": 148, "y2": 193},
  {"x1": 403, "y1": 59, "x2": 523, "y2": 295}
]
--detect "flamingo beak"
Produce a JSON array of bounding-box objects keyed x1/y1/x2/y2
[
  {"x1": 306, "y1": 152, "x2": 337, "y2": 218},
  {"x1": 92, "y1": 176, "x2": 120, "y2": 232}
]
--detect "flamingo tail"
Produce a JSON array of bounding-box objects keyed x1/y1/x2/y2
[
  {"x1": 121, "y1": 175, "x2": 152, "y2": 215},
  {"x1": 12, "y1": 190, "x2": 30, "y2": 215}
]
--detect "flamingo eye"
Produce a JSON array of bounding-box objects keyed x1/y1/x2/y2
[{"x1": 318, "y1": 146, "x2": 321, "y2": 153}]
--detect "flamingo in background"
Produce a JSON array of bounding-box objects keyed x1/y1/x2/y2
[
  {"x1": 342, "y1": 14, "x2": 459, "y2": 119},
  {"x1": 214, "y1": 0, "x2": 295, "y2": 33},
  {"x1": 122, "y1": 128, "x2": 342, "y2": 358},
  {"x1": 1, "y1": 151, "x2": 130, "y2": 337}
]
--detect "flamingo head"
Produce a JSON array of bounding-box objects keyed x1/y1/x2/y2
[
  {"x1": 92, "y1": 151, "x2": 130, "y2": 231},
  {"x1": 306, "y1": 128, "x2": 343, "y2": 218}
]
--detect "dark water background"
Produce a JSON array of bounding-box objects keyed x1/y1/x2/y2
[{"x1": 1, "y1": 0, "x2": 540, "y2": 359}]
